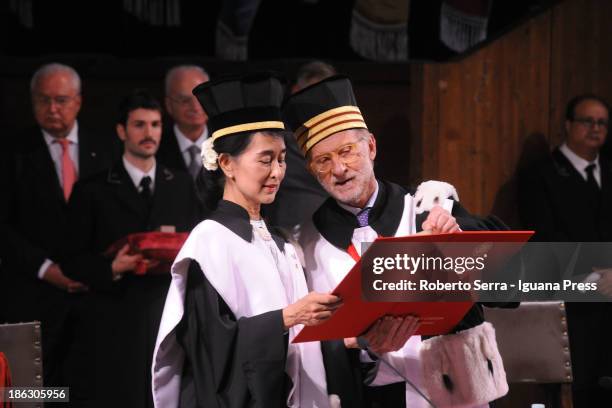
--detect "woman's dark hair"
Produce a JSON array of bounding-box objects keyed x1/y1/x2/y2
[{"x1": 197, "y1": 130, "x2": 285, "y2": 211}]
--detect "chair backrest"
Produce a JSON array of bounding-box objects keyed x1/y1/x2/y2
[
  {"x1": 485, "y1": 301, "x2": 572, "y2": 383},
  {"x1": 0, "y1": 322, "x2": 43, "y2": 388}
]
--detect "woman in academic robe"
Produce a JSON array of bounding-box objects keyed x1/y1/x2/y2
[{"x1": 151, "y1": 73, "x2": 342, "y2": 408}]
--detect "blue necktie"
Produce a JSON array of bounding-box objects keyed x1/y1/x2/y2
[{"x1": 356, "y1": 207, "x2": 371, "y2": 227}]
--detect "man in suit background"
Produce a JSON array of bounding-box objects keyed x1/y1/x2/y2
[
  {"x1": 62, "y1": 90, "x2": 200, "y2": 407},
  {"x1": 518, "y1": 94, "x2": 612, "y2": 407},
  {"x1": 519, "y1": 94, "x2": 612, "y2": 242},
  {"x1": 156, "y1": 65, "x2": 209, "y2": 179},
  {"x1": 264, "y1": 60, "x2": 331, "y2": 228},
  {"x1": 0, "y1": 63, "x2": 117, "y2": 396}
]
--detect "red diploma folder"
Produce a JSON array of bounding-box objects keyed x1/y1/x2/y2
[
  {"x1": 293, "y1": 231, "x2": 533, "y2": 343},
  {"x1": 104, "y1": 232, "x2": 188, "y2": 275}
]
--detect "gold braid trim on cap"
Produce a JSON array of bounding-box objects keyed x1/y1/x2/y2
[
  {"x1": 293, "y1": 106, "x2": 367, "y2": 155},
  {"x1": 300, "y1": 120, "x2": 367, "y2": 154},
  {"x1": 212, "y1": 121, "x2": 285, "y2": 140}
]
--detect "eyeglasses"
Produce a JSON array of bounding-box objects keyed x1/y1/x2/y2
[
  {"x1": 33, "y1": 94, "x2": 79, "y2": 108},
  {"x1": 309, "y1": 142, "x2": 363, "y2": 175},
  {"x1": 167, "y1": 94, "x2": 198, "y2": 107},
  {"x1": 573, "y1": 117, "x2": 609, "y2": 129}
]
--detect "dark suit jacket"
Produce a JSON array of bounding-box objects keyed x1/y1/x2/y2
[
  {"x1": 518, "y1": 147, "x2": 612, "y2": 398},
  {"x1": 61, "y1": 160, "x2": 200, "y2": 407},
  {"x1": 156, "y1": 125, "x2": 188, "y2": 172},
  {"x1": 518, "y1": 147, "x2": 612, "y2": 242},
  {"x1": 0, "y1": 126, "x2": 117, "y2": 322},
  {"x1": 156, "y1": 124, "x2": 212, "y2": 217}
]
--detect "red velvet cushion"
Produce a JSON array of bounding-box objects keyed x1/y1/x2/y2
[{"x1": 105, "y1": 232, "x2": 188, "y2": 275}]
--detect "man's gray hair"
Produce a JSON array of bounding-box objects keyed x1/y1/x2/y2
[
  {"x1": 30, "y1": 63, "x2": 81, "y2": 94},
  {"x1": 355, "y1": 128, "x2": 371, "y2": 141},
  {"x1": 295, "y1": 60, "x2": 337, "y2": 90},
  {"x1": 164, "y1": 65, "x2": 209, "y2": 95}
]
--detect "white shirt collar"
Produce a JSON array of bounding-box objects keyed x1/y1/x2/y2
[
  {"x1": 122, "y1": 155, "x2": 156, "y2": 191},
  {"x1": 560, "y1": 143, "x2": 599, "y2": 173},
  {"x1": 42, "y1": 121, "x2": 79, "y2": 146},
  {"x1": 337, "y1": 181, "x2": 379, "y2": 215},
  {"x1": 173, "y1": 124, "x2": 208, "y2": 153}
]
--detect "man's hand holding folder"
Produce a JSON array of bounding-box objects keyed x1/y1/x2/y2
[
  {"x1": 344, "y1": 315, "x2": 420, "y2": 353},
  {"x1": 111, "y1": 243, "x2": 148, "y2": 277}
]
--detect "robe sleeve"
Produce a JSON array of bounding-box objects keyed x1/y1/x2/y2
[
  {"x1": 451, "y1": 201, "x2": 510, "y2": 232},
  {"x1": 418, "y1": 202, "x2": 517, "y2": 334},
  {"x1": 175, "y1": 260, "x2": 290, "y2": 408}
]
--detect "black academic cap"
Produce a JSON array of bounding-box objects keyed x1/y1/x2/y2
[
  {"x1": 282, "y1": 75, "x2": 368, "y2": 155},
  {"x1": 192, "y1": 72, "x2": 286, "y2": 141}
]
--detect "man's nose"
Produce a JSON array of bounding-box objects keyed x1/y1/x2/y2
[
  {"x1": 145, "y1": 125, "x2": 156, "y2": 136},
  {"x1": 331, "y1": 157, "x2": 347, "y2": 175},
  {"x1": 48, "y1": 101, "x2": 60, "y2": 113},
  {"x1": 187, "y1": 97, "x2": 201, "y2": 109}
]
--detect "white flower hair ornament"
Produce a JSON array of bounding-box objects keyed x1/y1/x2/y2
[{"x1": 201, "y1": 137, "x2": 219, "y2": 171}]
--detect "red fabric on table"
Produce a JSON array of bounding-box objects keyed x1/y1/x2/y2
[{"x1": 105, "y1": 232, "x2": 188, "y2": 275}]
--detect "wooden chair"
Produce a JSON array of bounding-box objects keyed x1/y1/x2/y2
[{"x1": 486, "y1": 301, "x2": 573, "y2": 408}]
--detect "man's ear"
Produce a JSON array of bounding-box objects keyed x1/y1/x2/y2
[
  {"x1": 564, "y1": 120, "x2": 572, "y2": 136},
  {"x1": 74, "y1": 94, "x2": 82, "y2": 115},
  {"x1": 367, "y1": 132, "x2": 377, "y2": 161},
  {"x1": 116, "y1": 124, "x2": 127, "y2": 142}
]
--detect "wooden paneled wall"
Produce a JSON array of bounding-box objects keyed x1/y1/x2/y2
[
  {"x1": 549, "y1": 0, "x2": 612, "y2": 146},
  {"x1": 410, "y1": 0, "x2": 612, "y2": 226}
]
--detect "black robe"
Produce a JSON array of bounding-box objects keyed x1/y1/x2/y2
[{"x1": 177, "y1": 260, "x2": 291, "y2": 408}]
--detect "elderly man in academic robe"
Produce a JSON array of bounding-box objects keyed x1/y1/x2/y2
[{"x1": 282, "y1": 75, "x2": 510, "y2": 408}]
